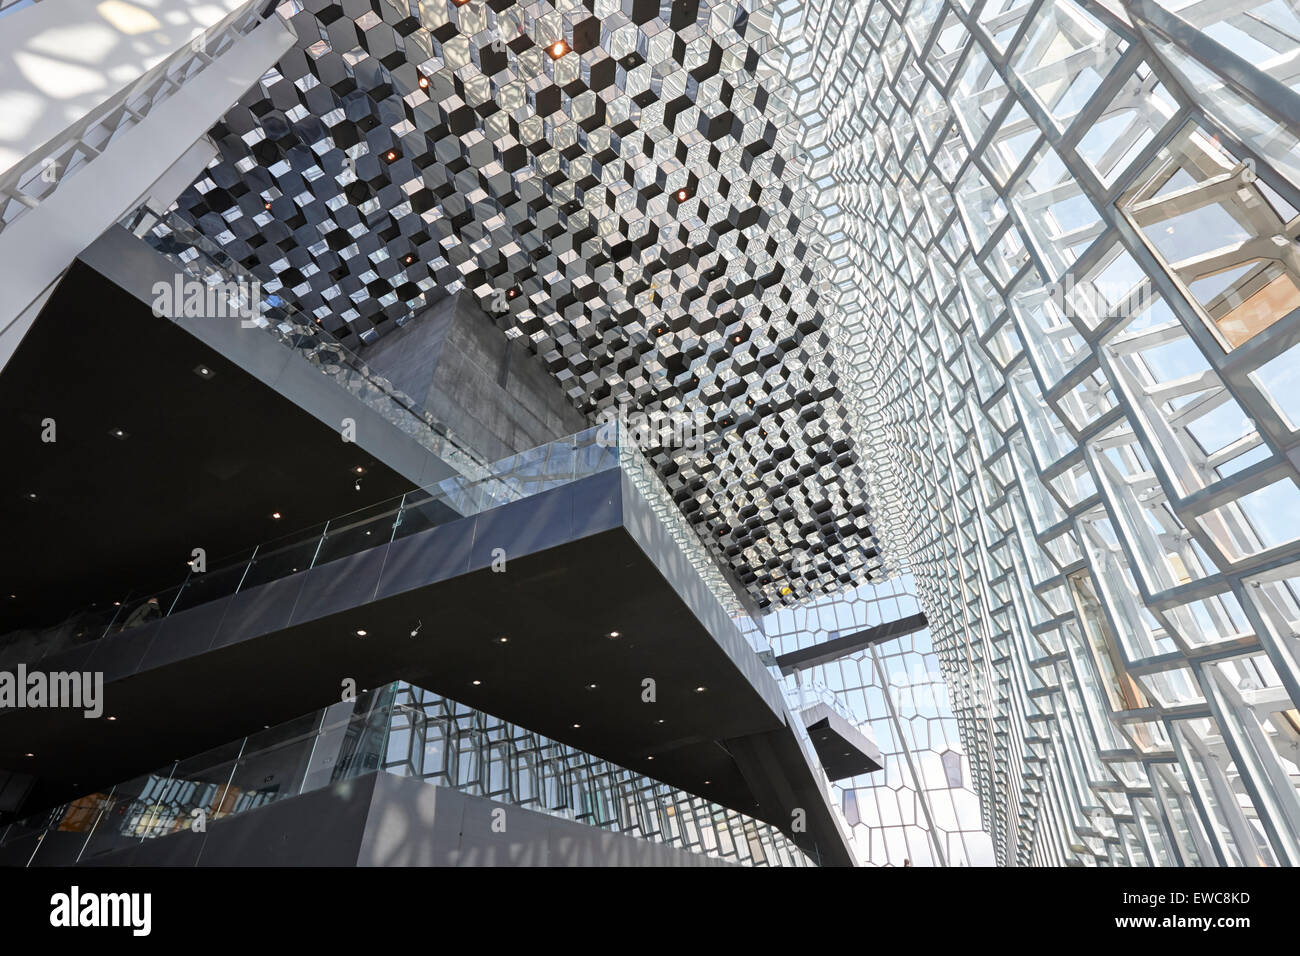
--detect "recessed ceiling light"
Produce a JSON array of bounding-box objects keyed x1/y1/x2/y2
[
  {"x1": 354, "y1": 466, "x2": 365, "y2": 474},
  {"x1": 646, "y1": 755, "x2": 654, "y2": 760},
  {"x1": 107, "y1": 716, "x2": 117, "y2": 721},
  {"x1": 606, "y1": 630, "x2": 620, "y2": 638},
  {"x1": 355, "y1": 629, "x2": 367, "y2": 637},
  {"x1": 264, "y1": 201, "x2": 272, "y2": 210},
  {"x1": 24, "y1": 492, "x2": 37, "y2": 501},
  {"x1": 586, "y1": 682, "x2": 599, "y2": 690},
  {"x1": 24, "y1": 753, "x2": 33, "y2": 757},
  {"x1": 417, "y1": 74, "x2": 430, "y2": 89},
  {"x1": 497, "y1": 635, "x2": 509, "y2": 643},
  {"x1": 572, "y1": 723, "x2": 581, "y2": 728},
  {"x1": 193, "y1": 364, "x2": 215, "y2": 379},
  {"x1": 695, "y1": 685, "x2": 707, "y2": 693},
  {"x1": 656, "y1": 718, "x2": 665, "y2": 724},
  {"x1": 548, "y1": 39, "x2": 570, "y2": 59},
  {"x1": 109, "y1": 427, "x2": 129, "y2": 440},
  {"x1": 384, "y1": 149, "x2": 399, "y2": 162},
  {"x1": 472, "y1": 679, "x2": 482, "y2": 686},
  {"x1": 271, "y1": 512, "x2": 282, "y2": 519},
  {"x1": 676, "y1": 188, "x2": 690, "y2": 201}
]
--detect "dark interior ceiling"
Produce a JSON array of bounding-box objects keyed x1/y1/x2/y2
[
  {"x1": 0, "y1": 260, "x2": 857, "y2": 862},
  {"x1": 0, "y1": 258, "x2": 415, "y2": 634},
  {"x1": 0, "y1": 527, "x2": 847, "y2": 861},
  {"x1": 0, "y1": 530, "x2": 758, "y2": 811}
]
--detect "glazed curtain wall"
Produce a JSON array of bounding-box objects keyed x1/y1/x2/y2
[
  {"x1": 766, "y1": 576, "x2": 998, "y2": 866},
  {"x1": 779, "y1": 0, "x2": 1300, "y2": 866}
]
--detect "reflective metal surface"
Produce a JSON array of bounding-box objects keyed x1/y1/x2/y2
[{"x1": 163, "y1": 0, "x2": 886, "y2": 610}]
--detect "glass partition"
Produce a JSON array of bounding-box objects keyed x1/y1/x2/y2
[
  {"x1": 1, "y1": 426, "x2": 616, "y2": 664},
  {"x1": 1, "y1": 682, "x2": 810, "y2": 867}
]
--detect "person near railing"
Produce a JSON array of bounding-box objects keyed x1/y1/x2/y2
[{"x1": 120, "y1": 596, "x2": 161, "y2": 630}]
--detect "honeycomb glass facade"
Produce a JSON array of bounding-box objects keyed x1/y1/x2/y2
[
  {"x1": 767, "y1": 576, "x2": 998, "y2": 866},
  {"x1": 1, "y1": 683, "x2": 811, "y2": 866},
  {"x1": 779, "y1": 0, "x2": 1300, "y2": 865},
  {"x1": 4, "y1": 0, "x2": 1300, "y2": 875}
]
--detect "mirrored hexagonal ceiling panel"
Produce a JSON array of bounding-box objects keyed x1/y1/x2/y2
[{"x1": 167, "y1": 0, "x2": 879, "y2": 609}]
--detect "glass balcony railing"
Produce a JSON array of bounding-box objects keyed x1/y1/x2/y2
[
  {"x1": 3, "y1": 427, "x2": 801, "y2": 807},
  {"x1": 0, "y1": 427, "x2": 618, "y2": 666},
  {"x1": 783, "y1": 679, "x2": 877, "y2": 746},
  {"x1": 125, "y1": 201, "x2": 778, "y2": 636},
  {"x1": 121, "y1": 202, "x2": 494, "y2": 485},
  {"x1": 108, "y1": 200, "x2": 780, "y2": 674},
  {"x1": 0, "y1": 681, "x2": 813, "y2": 867},
  {"x1": 2, "y1": 421, "x2": 785, "y2": 672},
  {"x1": 614, "y1": 433, "x2": 776, "y2": 664}
]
